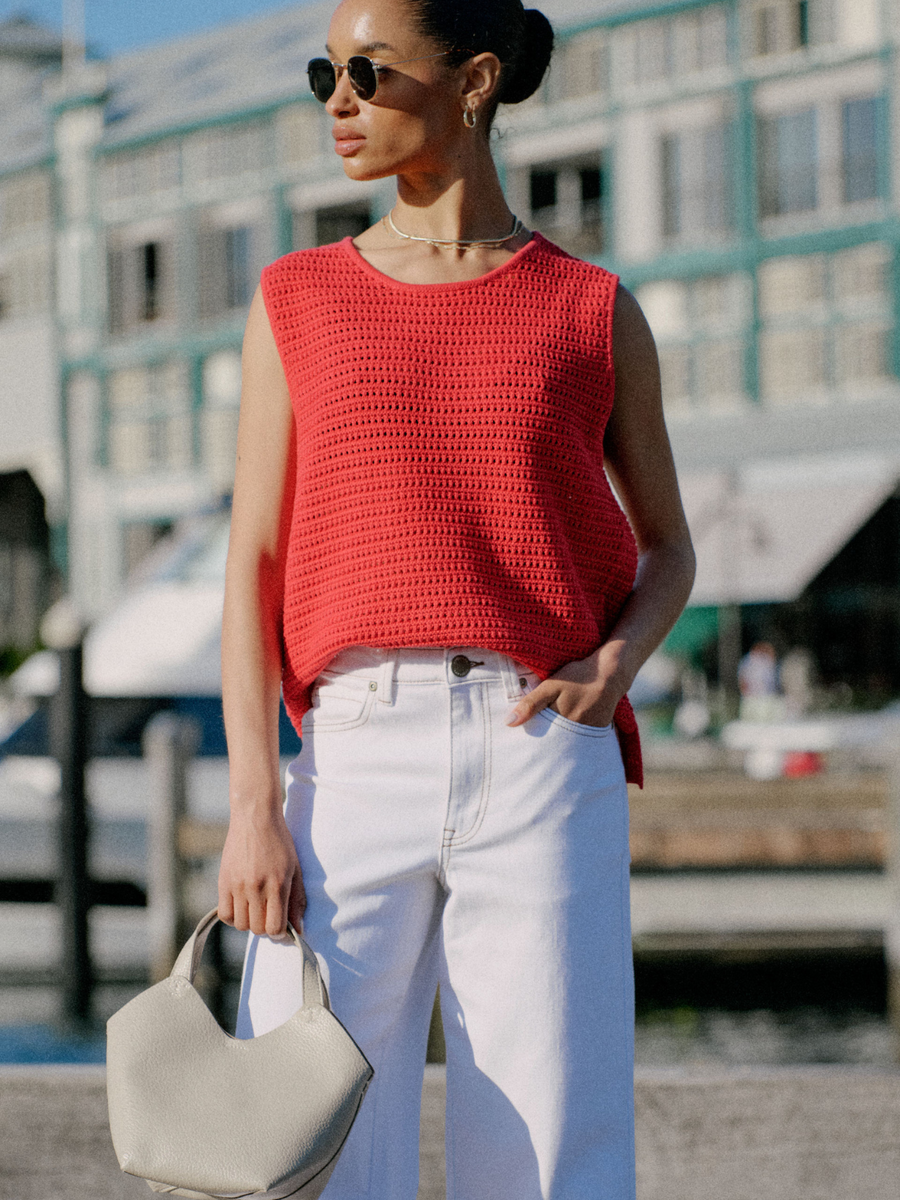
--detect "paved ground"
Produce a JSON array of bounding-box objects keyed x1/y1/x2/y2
[{"x1": 2, "y1": 1065, "x2": 899, "y2": 1200}]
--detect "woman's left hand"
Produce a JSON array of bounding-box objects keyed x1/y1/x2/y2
[{"x1": 506, "y1": 644, "x2": 631, "y2": 729}]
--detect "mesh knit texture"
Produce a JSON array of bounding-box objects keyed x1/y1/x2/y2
[{"x1": 262, "y1": 233, "x2": 643, "y2": 785}]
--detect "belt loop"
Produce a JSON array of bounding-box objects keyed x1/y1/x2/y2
[
  {"x1": 499, "y1": 654, "x2": 522, "y2": 703},
  {"x1": 378, "y1": 652, "x2": 396, "y2": 704}
]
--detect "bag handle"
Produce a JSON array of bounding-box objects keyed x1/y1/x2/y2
[{"x1": 171, "y1": 908, "x2": 329, "y2": 1010}]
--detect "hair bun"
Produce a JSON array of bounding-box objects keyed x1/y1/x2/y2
[{"x1": 500, "y1": 8, "x2": 554, "y2": 104}]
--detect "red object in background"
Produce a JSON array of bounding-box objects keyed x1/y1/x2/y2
[{"x1": 783, "y1": 751, "x2": 824, "y2": 778}]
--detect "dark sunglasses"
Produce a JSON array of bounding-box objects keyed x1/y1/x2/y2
[{"x1": 307, "y1": 50, "x2": 455, "y2": 104}]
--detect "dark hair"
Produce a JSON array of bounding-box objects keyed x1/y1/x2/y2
[{"x1": 409, "y1": 0, "x2": 554, "y2": 111}]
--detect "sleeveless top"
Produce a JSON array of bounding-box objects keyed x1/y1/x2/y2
[{"x1": 261, "y1": 233, "x2": 643, "y2": 785}]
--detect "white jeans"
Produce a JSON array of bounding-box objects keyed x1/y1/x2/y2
[{"x1": 236, "y1": 647, "x2": 635, "y2": 1200}]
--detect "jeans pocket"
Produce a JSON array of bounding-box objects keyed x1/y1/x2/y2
[
  {"x1": 517, "y1": 670, "x2": 613, "y2": 738},
  {"x1": 309, "y1": 672, "x2": 376, "y2": 731},
  {"x1": 536, "y1": 708, "x2": 614, "y2": 737}
]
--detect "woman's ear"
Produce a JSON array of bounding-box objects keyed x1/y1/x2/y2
[{"x1": 459, "y1": 52, "x2": 503, "y2": 112}]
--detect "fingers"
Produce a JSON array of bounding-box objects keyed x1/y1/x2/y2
[
  {"x1": 287, "y1": 868, "x2": 307, "y2": 933},
  {"x1": 264, "y1": 863, "x2": 307, "y2": 939},
  {"x1": 217, "y1": 819, "x2": 303, "y2": 938},
  {"x1": 506, "y1": 681, "x2": 559, "y2": 727},
  {"x1": 217, "y1": 891, "x2": 235, "y2": 927},
  {"x1": 506, "y1": 679, "x2": 618, "y2": 728},
  {"x1": 218, "y1": 888, "x2": 271, "y2": 936},
  {"x1": 232, "y1": 893, "x2": 257, "y2": 934}
]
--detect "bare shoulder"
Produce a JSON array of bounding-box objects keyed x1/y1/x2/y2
[
  {"x1": 230, "y1": 286, "x2": 294, "y2": 538},
  {"x1": 611, "y1": 284, "x2": 658, "y2": 375},
  {"x1": 608, "y1": 283, "x2": 662, "y2": 416},
  {"x1": 602, "y1": 284, "x2": 691, "y2": 550},
  {"x1": 241, "y1": 285, "x2": 289, "y2": 399},
  {"x1": 243, "y1": 285, "x2": 279, "y2": 357}
]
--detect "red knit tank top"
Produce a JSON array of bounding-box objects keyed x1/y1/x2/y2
[{"x1": 262, "y1": 233, "x2": 642, "y2": 785}]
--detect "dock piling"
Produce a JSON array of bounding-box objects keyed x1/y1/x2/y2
[
  {"x1": 144, "y1": 712, "x2": 200, "y2": 982},
  {"x1": 52, "y1": 638, "x2": 92, "y2": 1026},
  {"x1": 884, "y1": 726, "x2": 900, "y2": 1057}
]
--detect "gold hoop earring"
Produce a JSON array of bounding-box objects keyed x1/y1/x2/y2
[{"x1": 463, "y1": 106, "x2": 478, "y2": 129}]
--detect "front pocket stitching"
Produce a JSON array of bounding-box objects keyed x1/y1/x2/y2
[{"x1": 309, "y1": 684, "x2": 376, "y2": 731}]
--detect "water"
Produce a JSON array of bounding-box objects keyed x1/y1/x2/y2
[
  {"x1": 1, "y1": 1010, "x2": 893, "y2": 1066},
  {"x1": 632, "y1": 943, "x2": 896, "y2": 1066},
  {"x1": 0, "y1": 1023, "x2": 106, "y2": 1064},
  {"x1": 2, "y1": 985, "x2": 895, "y2": 1067},
  {"x1": 635, "y1": 1007, "x2": 896, "y2": 1067}
]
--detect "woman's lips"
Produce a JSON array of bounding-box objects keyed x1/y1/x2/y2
[{"x1": 334, "y1": 130, "x2": 366, "y2": 156}]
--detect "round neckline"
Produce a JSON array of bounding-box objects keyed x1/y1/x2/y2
[{"x1": 341, "y1": 230, "x2": 545, "y2": 291}]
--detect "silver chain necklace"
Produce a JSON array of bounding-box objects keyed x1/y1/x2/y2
[{"x1": 384, "y1": 208, "x2": 524, "y2": 250}]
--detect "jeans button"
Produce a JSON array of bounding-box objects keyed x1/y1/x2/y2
[{"x1": 451, "y1": 655, "x2": 472, "y2": 677}]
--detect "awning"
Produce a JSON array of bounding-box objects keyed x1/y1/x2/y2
[{"x1": 681, "y1": 454, "x2": 899, "y2": 606}]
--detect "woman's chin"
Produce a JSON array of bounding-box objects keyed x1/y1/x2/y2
[{"x1": 340, "y1": 156, "x2": 398, "y2": 183}]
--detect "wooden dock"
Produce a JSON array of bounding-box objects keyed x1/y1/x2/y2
[
  {"x1": 630, "y1": 770, "x2": 887, "y2": 871},
  {"x1": 0, "y1": 756, "x2": 896, "y2": 990}
]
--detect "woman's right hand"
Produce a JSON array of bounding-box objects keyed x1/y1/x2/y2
[{"x1": 217, "y1": 810, "x2": 306, "y2": 938}]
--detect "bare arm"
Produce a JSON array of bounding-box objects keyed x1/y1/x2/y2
[
  {"x1": 217, "y1": 284, "x2": 305, "y2": 937},
  {"x1": 509, "y1": 284, "x2": 696, "y2": 729}
]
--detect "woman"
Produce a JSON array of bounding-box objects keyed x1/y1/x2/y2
[{"x1": 218, "y1": 0, "x2": 695, "y2": 1197}]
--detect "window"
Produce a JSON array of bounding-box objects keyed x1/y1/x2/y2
[
  {"x1": 614, "y1": 6, "x2": 729, "y2": 90},
  {"x1": 107, "y1": 362, "x2": 194, "y2": 475},
  {"x1": 202, "y1": 349, "x2": 242, "y2": 492},
  {"x1": 676, "y1": 6, "x2": 730, "y2": 72},
  {"x1": 225, "y1": 229, "x2": 252, "y2": 309},
  {"x1": 750, "y1": 0, "x2": 830, "y2": 56},
  {"x1": 662, "y1": 123, "x2": 733, "y2": 241},
  {"x1": 199, "y1": 223, "x2": 255, "y2": 318},
  {"x1": 108, "y1": 238, "x2": 172, "y2": 333},
  {"x1": 758, "y1": 109, "x2": 818, "y2": 216},
  {"x1": 842, "y1": 96, "x2": 883, "y2": 204},
  {"x1": 758, "y1": 244, "x2": 893, "y2": 403},
  {"x1": 553, "y1": 30, "x2": 609, "y2": 101},
  {"x1": 316, "y1": 205, "x2": 371, "y2": 245},
  {"x1": 141, "y1": 245, "x2": 161, "y2": 320},
  {"x1": 637, "y1": 274, "x2": 751, "y2": 414},
  {"x1": 755, "y1": 4, "x2": 779, "y2": 54},
  {"x1": 293, "y1": 203, "x2": 372, "y2": 250},
  {"x1": 758, "y1": 94, "x2": 886, "y2": 223},
  {"x1": 527, "y1": 158, "x2": 604, "y2": 258},
  {"x1": 530, "y1": 171, "x2": 557, "y2": 215}
]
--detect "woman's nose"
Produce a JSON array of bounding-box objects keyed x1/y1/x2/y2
[{"x1": 325, "y1": 69, "x2": 359, "y2": 118}]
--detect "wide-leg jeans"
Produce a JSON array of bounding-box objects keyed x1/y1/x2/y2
[{"x1": 236, "y1": 646, "x2": 635, "y2": 1200}]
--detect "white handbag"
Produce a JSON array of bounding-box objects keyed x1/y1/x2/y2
[{"x1": 106, "y1": 909, "x2": 373, "y2": 1199}]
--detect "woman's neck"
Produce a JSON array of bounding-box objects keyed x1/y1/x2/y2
[
  {"x1": 353, "y1": 152, "x2": 532, "y2": 285},
  {"x1": 392, "y1": 157, "x2": 514, "y2": 245}
]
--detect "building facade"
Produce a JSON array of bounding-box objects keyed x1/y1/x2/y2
[{"x1": 1, "y1": 0, "x2": 899, "y2": 684}]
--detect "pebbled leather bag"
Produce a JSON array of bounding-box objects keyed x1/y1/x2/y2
[{"x1": 106, "y1": 909, "x2": 373, "y2": 1200}]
